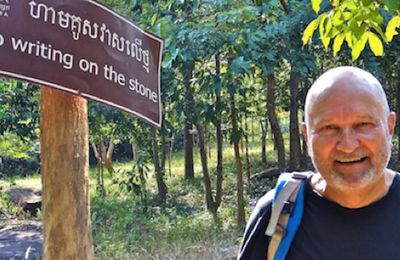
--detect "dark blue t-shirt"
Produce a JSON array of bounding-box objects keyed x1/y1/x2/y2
[{"x1": 287, "y1": 174, "x2": 400, "y2": 260}]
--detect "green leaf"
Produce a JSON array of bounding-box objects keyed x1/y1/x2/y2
[
  {"x1": 361, "y1": 0, "x2": 373, "y2": 7},
  {"x1": 311, "y1": 0, "x2": 323, "y2": 13},
  {"x1": 193, "y1": 0, "x2": 200, "y2": 12},
  {"x1": 383, "y1": 0, "x2": 400, "y2": 13},
  {"x1": 370, "y1": 22, "x2": 387, "y2": 41},
  {"x1": 302, "y1": 19, "x2": 319, "y2": 45},
  {"x1": 351, "y1": 31, "x2": 368, "y2": 60},
  {"x1": 321, "y1": 34, "x2": 331, "y2": 49},
  {"x1": 386, "y1": 16, "x2": 400, "y2": 41},
  {"x1": 345, "y1": 31, "x2": 353, "y2": 48},
  {"x1": 367, "y1": 32, "x2": 383, "y2": 56},
  {"x1": 346, "y1": 1, "x2": 358, "y2": 11},
  {"x1": 331, "y1": 0, "x2": 340, "y2": 7},
  {"x1": 332, "y1": 11, "x2": 344, "y2": 26},
  {"x1": 333, "y1": 33, "x2": 345, "y2": 56},
  {"x1": 151, "y1": 14, "x2": 157, "y2": 27},
  {"x1": 325, "y1": 19, "x2": 333, "y2": 36},
  {"x1": 342, "y1": 12, "x2": 352, "y2": 21},
  {"x1": 319, "y1": 15, "x2": 331, "y2": 49}
]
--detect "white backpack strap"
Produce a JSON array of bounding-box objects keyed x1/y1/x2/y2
[
  {"x1": 265, "y1": 172, "x2": 311, "y2": 260},
  {"x1": 265, "y1": 174, "x2": 304, "y2": 236}
]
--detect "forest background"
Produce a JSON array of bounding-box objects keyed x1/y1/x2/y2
[{"x1": 1, "y1": 0, "x2": 400, "y2": 259}]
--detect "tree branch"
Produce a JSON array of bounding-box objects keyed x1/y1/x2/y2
[{"x1": 279, "y1": 0, "x2": 291, "y2": 14}]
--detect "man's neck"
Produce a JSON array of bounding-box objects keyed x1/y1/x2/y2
[{"x1": 310, "y1": 169, "x2": 396, "y2": 209}]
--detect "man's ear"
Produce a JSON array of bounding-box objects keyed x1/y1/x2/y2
[
  {"x1": 388, "y1": 112, "x2": 396, "y2": 136},
  {"x1": 301, "y1": 122, "x2": 308, "y2": 143}
]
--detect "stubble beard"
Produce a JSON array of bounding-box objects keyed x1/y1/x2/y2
[{"x1": 310, "y1": 142, "x2": 391, "y2": 191}]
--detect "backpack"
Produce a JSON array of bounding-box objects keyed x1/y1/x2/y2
[
  {"x1": 265, "y1": 171, "x2": 312, "y2": 260},
  {"x1": 237, "y1": 171, "x2": 312, "y2": 260}
]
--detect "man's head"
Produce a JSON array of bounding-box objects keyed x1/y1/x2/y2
[{"x1": 303, "y1": 66, "x2": 396, "y2": 192}]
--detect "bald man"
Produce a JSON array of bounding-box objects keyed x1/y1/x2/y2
[{"x1": 238, "y1": 67, "x2": 400, "y2": 259}]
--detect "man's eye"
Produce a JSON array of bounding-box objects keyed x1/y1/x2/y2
[
  {"x1": 319, "y1": 125, "x2": 338, "y2": 134},
  {"x1": 356, "y1": 122, "x2": 374, "y2": 129}
]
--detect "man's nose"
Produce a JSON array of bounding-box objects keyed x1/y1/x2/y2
[{"x1": 336, "y1": 128, "x2": 359, "y2": 153}]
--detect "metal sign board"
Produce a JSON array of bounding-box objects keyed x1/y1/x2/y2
[{"x1": 0, "y1": 0, "x2": 163, "y2": 127}]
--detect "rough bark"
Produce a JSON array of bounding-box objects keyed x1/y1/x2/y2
[
  {"x1": 230, "y1": 92, "x2": 245, "y2": 229},
  {"x1": 40, "y1": 87, "x2": 94, "y2": 259},
  {"x1": 266, "y1": 74, "x2": 286, "y2": 170},
  {"x1": 288, "y1": 73, "x2": 301, "y2": 170},
  {"x1": 151, "y1": 128, "x2": 168, "y2": 202},
  {"x1": 184, "y1": 64, "x2": 195, "y2": 179}
]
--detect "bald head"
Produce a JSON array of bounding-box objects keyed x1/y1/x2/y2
[{"x1": 305, "y1": 66, "x2": 390, "y2": 126}]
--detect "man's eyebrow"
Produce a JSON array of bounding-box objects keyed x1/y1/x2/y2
[
  {"x1": 354, "y1": 114, "x2": 378, "y2": 121},
  {"x1": 312, "y1": 118, "x2": 334, "y2": 128},
  {"x1": 312, "y1": 114, "x2": 377, "y2": 127}
]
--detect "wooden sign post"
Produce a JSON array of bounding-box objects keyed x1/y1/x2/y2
[
  {"x1": 40, "y1": 87, "x2": 94, "y2": 259},
  {"x1": 0, "y1": 1, "x2": 163, "y2": 258}
]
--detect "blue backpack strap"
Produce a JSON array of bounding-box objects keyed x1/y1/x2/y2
[{"x1": 266, "y1": 171, "x2": 312, "y2": 260}]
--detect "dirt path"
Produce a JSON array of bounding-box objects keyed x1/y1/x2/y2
[{"x1": 0, "y1": 219, "x2": 43, "y2": 260}]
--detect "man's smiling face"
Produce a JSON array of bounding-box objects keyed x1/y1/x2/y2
[{"x1": 304, "y1": 74, "x2": 396, "y2": 191}]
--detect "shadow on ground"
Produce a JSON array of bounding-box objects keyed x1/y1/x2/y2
[{"x1": 0, "y1": 220, "x2": 43, "y2": 260}]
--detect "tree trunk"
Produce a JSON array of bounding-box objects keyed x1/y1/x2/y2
[
  {"x1": 230, "y1": 92, "x2": 245, "y2": 229},
  {"x1": 196, "y1": 123, "x2": 216, "y2": 214},
  {"x1": 300, "y1": 78, "x2": 309, "y2": 170},
  {"x1": 91, "y1": 141, "x2": 104, "y2": 194},
  {"x1": 288, "y1": 73, "x2": 301, "y2": 170},
  {"x1": 397, "y1": 79, "x2": 400, "y2": 164},
  {"x1": 205, "y1": 125, "x2": 212, "y2": 159},
  {"x1": 160, "y1": 129, "x2": 168, "y2": 174},
  {"x1": 279, "y1": 0, "x2": 291, "y2": 13},
  {"x1": 260, "y1": 118, "x2": 268, "y2": 165},
  {"x1": 168, "y1": 132, "x2": 175, "y2": 177},
  {"x1": 184, "y1": 64, "x2": 195, "y2": 179},
  {"x1": 91, "y1": 136, "x2": 114, "y2": 177},
  {"x1": 244, "y1": 115, "x2": 251, "y2": 183},
  {"x1": 132, "y1": 143, "x2": 137, "y2": 161},
  {"x1": 152, "y1": 128, "x2": 168, "y2": 202},
  {"x1": 40, "y1": 87, "x2": 94, "y2": 259},
  {"x1": 214, "y1": 53, "x2": 223, "y2": 210},
  {"x1": 251, "y1": 116, "x2": 255, "y2": 143},
  {"x1": 266, "y1": 74, "x2": 286, "y2": 170}
]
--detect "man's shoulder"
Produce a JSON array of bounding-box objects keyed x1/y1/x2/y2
[
  {"x1": 254, "y1": 189, "x2": 275, "y2": 212},
  {"x1": 254, "y1": 171, "x2": 313, "y2": 212}
]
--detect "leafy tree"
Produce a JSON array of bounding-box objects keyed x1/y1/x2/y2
[
  {"x1": 303, "y1": 0, "x2": 400, "y2": 59},
  {"x1": 0, "y1": 79, "x2": 39, "y2": 141}
]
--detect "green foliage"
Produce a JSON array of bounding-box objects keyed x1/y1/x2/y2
[
  {"x1": 304, "y1": 0, "x2": 400, "y2": 60},
  {"x1": 0, "y1": 191, "x2": 20, "y2": 218},
  {"x1": 311, "y1": 0, "x2": 323, "y2": 13},
  {"x1": 0, "y1": 132, "x2": 34, "y2": 159},
  {"x1": 386, "y1": 16, "x2": 400, "y2": 41},
  {"x1": 116, "y1": 154, "x2": 149, "y2": 202},
  {"x1": 0, "y1": 79, "x2": 39, "y2": 140}
]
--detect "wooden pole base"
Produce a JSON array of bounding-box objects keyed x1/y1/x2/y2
[{"x1": 40, "y1": 87, "x2": 94, "y2": 259}]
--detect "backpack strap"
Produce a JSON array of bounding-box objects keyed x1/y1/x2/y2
[{"x1": 266, "y1": 172, "x2": 311, "y2": 260}]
